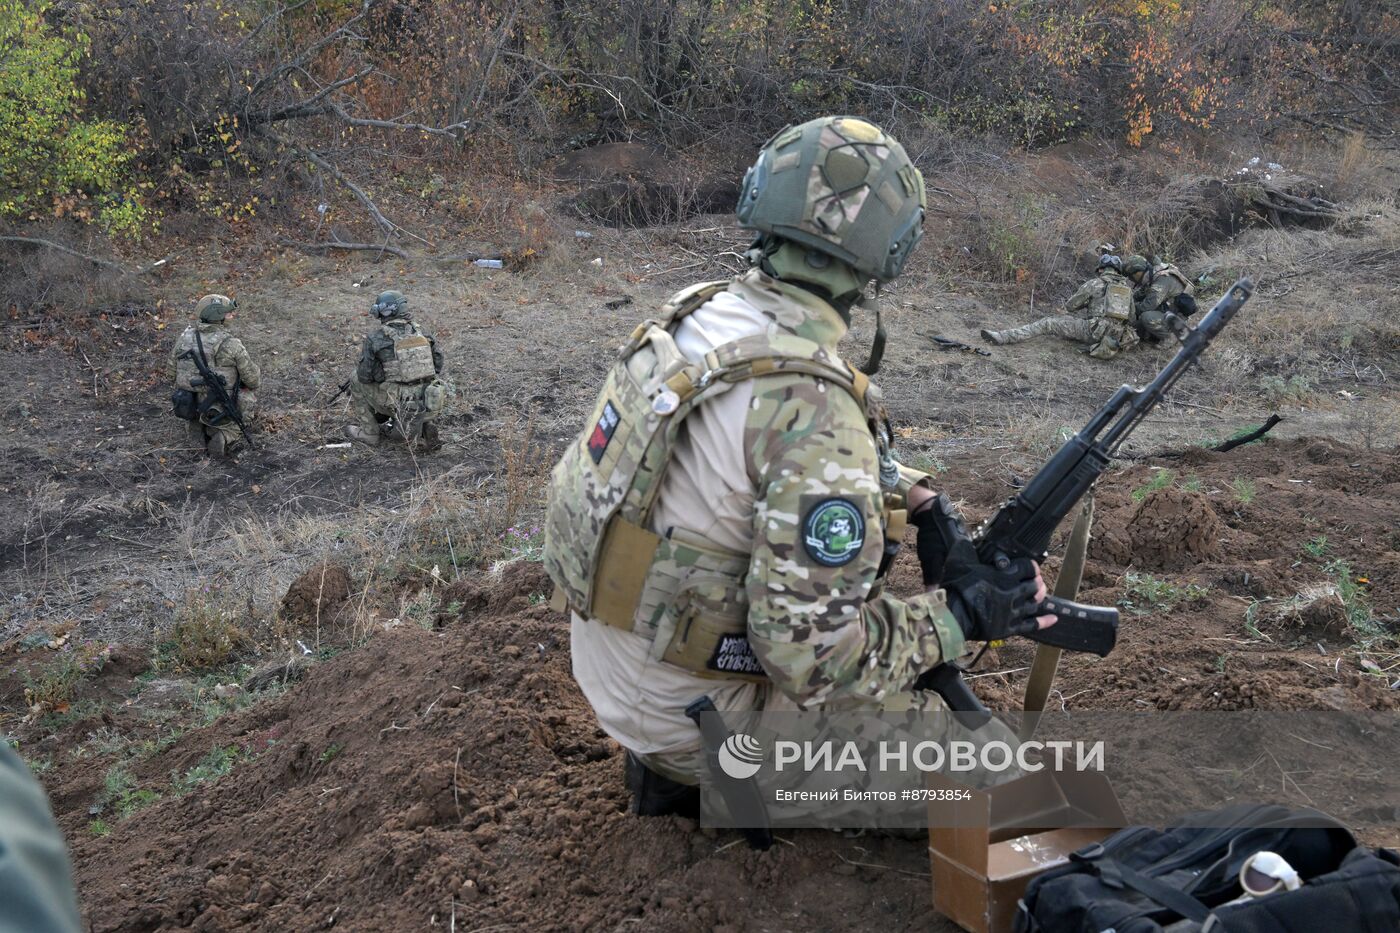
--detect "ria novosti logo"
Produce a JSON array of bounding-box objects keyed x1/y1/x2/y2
[{"x1": 717, "y1": 733, "x2": 765, "y2": 779}]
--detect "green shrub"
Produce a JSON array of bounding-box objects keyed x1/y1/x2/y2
[
  {"x1": 0, "y1": 0, "x2": 145, "y2": 233},
  {"x1": 22, "y1": 641, "x2": 110, "y2": 711},
  {"x1": 173, "y1": 746, "x2": 245, "y2": 794},
  {"x1": 1131, "y1": 468, "x2": 1175, "y2": 502}
]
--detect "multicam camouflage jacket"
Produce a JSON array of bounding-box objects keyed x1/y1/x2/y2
[
  {"x1": 546, "y1": 268, "x2": 966, "y2": 710},
  {"x1": 1135, "y1": 262, "x2": 1192, "y2": 318},
  {"x1": 169, "y1": 322, "x2": 261, "y2": 394}
]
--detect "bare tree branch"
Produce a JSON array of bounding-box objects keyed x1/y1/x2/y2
[
  {"x1": 0, "y1": 236, "x2": 127, "y2": 272},
  {"x1": 279, "y1": 237, "x2": 409, "y2": 260},
  {"x1": 260, "y1": 131, "x2": 398, "y2": 237}
]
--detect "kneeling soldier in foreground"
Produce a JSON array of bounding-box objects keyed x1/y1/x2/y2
[{"x1": 544, "y1": 116, "x2": 1053, "y2": 817}]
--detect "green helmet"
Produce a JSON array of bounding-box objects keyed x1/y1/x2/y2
[
  {"x1": 372, "y1": 290, "x2": 407, "y2": 318},
  {"x1": 1123, "y1": 255, "x2": 1151, "y2": 279},
  {"x1": 736, "y1": 116, "x2": 926, "y2": 283},
  {"x1": 196, "y1": 294, "x2": 236, "y2": 323}
]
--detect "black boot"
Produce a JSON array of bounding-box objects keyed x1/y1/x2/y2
[{"x1": 624, "y1": 752, "x2": 699, "y2": 818}]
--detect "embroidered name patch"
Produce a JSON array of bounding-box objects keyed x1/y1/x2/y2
[
  {"x1": 707, "y1": 633, "x2": 766, "y2": 677},
  {"x1": 587, "y1": 400, "x2": 620, "y2": 464},
  {"x1": 801, "y1": 498, "x2": 865, "y2": 567}
]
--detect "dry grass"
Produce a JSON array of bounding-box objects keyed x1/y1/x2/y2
[{"x1": 167, "y1": 591, "x2": 248, "y2": 671}]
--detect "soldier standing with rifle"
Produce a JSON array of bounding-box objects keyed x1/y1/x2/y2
[{"x1": 169, "y1": 294, "x2": 260, "y2": 460}]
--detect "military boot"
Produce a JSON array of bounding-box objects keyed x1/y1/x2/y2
[
  {"x1": 980, "y1": 328, "x2": 1007, "y2": 345},
  {"x1": 624, "y1": 752, "x2": 700, "y2": 818},
  {"x1": 418, "y1": 422, "x2": 441, "y2": 452},
  {"x1": 343, "y1": 425, "x2": 380, "y2": 447},
  {"x1": 207, "y1": 431, "x2": 227, "y2": 460},
  {"x1": 186, "y1": 420, "x2": 207, "y2": 448}
]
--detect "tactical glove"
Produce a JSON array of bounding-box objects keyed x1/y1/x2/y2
[
  {"x1": 942, "y1": 557, "x2": 1044, "y2": 643},
  {"x1": 910, "y1": 492, "x2": 971, "y2": 586},
  {"x1": 911, "y1": 497, "x2": 1042, "y2": 642}
]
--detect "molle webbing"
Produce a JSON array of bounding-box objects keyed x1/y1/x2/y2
[
  {"x1": 622, "y1": 325, "x2": 872, "y2": 527},
  {"x1": 543, "y1": 281, "x2": 885, "y2": 685}
]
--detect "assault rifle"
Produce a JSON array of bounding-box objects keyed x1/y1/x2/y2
[
  {"x1": 182, "y1": 330, "x2": 254, "y2": 448},
  {"x1": 327, "y1": 379, "x2": 353, "y2": 404},
  {"x1": 916, "y1": 278, "x2": 1255, "y2": 723}
]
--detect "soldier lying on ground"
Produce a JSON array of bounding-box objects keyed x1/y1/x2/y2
[
  {"x1": 344, "y1": 290, "x2": 447, "y2": 451},
  {"x1": 544, "y1": 116, "x2": 1055, "y2": 819},
  {"x1": 168, "y1": 294, "x2": 260, "y2": 459},
  {"x1": 980, "y1": 255, "x2": 1141, "y2": 359}
]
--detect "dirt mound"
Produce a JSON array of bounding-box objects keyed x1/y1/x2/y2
[
  {"x1": 22, "y1": 437, "x2": 1399, "y2": 931},
  {"x1": 1129, "y1": 167, "x2": 1342, "y2": 255},
  {"x1": 280, "y1": 561, "x2": 353, "y2": 625},
  {"x1": 1094, "y1": 486, "x2": 1225, "y2": 571},
  {"x1": 1262, "y1": 584, "x2": 1353, "y2": 641},
  {"x1": 53, "y1": 574, "x2": 936, "y2": 933}
]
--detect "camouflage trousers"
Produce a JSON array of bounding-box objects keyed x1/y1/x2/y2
[
  {"x1": 1136, "y1": 307, "x2": 1173, "y2": 342},
  {"x1": 194, "y1": 390, "x2": 256, "y2": 447},
  {"x1": 990, "y1": 315, "x2": 1138, "y2": 360},
  {"x1": 350, "y1": 379, "x2": 438, "y2": 440}
]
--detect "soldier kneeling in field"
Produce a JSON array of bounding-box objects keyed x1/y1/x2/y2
[
  {"x1": 169, "y1": 294, "x2": 260, "y2": 459},
  {"x1": 1125, "y1": 253, "x2": 1197, "y2": 344},
  {"x1": 980, "y1": 254, "x2": 1142, "y2": 360},
  {"x1": 544, "y1": 115, "x2": 1052, "y2": 816},
  {"x1": 344, "y1": 290, "x2": 447, "y2": 450}
]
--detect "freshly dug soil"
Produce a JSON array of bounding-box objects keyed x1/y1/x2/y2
[
  {"x1": 280, "y1": 561, "x2": 353, "y2": 626},
  {"x1": 20, "y1": 437, "x2": 1400, "y2": 931},
  {"x1": 52, "y1": 563, "x2": 945, "y2": 932}
]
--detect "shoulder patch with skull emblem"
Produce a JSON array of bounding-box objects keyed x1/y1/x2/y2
[{"x1": 801, "y1": 497, "x2": 866, "y2": 567}]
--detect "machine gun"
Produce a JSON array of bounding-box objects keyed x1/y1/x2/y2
[
  {"x1": 182, "y1": 330, "x2": 254, "y2": 449},
  {"x1": 917, "y1": 278, "x2": 1255, "y2": 723}
]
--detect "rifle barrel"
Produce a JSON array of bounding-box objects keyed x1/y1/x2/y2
[{"x1": 1100, "y1": 278, "x2": 1253, "y2": 453}]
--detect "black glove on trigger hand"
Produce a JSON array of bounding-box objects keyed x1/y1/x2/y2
[
  {"x1": 941, "y1": 543, "x2": 1044, "y2": 643},
  {"x1": 909, "y1": 492, "x2": 970, "y2": 586}
]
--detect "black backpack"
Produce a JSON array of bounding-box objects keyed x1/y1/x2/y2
[{"x1": 1015, "y1": 803, "x2": 1400, "y2": 933}]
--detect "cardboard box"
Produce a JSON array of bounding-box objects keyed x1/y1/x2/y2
[{"x1": 927, "y1": 769, "x2": 1127, "y2": 933}]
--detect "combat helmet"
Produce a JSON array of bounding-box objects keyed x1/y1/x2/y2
[
  {"x1": 196, "y1": 294, "x2": 236, "y2": 323},
  {"x1": 1097, "y1": 254, "x2": 1123, "y2": 274},
  {"x1": 736, "y1": 116, "x2": 927, "y2": 285},
  {"x1": 1123, "y1": 255, "x2": 1152, "y2": 281},
  {"x1": 372, "y1": 290, "x2": 407, "y2": 318}
]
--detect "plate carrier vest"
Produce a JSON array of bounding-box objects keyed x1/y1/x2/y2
[
  {"x1": 379, "y1": 320, "x2": 436, "y2": 383},
  {"x1": 1102, "y1": 272, "x2": 1135, "y2": 322},
  {"x1": 1153, "y1": 263, "x2": 1194, "y2": 296},
  {"x1": 543, "y1": 279, "x2": 900, "y2": 684}
]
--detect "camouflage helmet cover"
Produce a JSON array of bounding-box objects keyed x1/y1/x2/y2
[
  {"x1": 372, "y1": 290, "x2": 407, "y2": 317},
  {"x1": 1097, "y1": 254, "x2": 1123, "y2": 273},
  {"x1": 736, "y1": 116, "x2": 927, "y2": 282},
  {"x1": 1123, "y1": 254, "x2": 1151, "y2": 278},
  {"x1": 196, "y1": 294, "x2": 236, "y2": 322}
]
